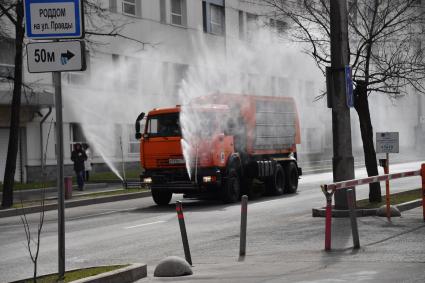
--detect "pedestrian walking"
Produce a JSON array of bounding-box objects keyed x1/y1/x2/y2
[
  {"x1": 82, "y1": 143, "x2": 92, "y2": 182},
  {"x1": 71, "y1": 143, "x2": 87, "y2": 191}
]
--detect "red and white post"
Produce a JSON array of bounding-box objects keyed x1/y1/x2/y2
[
  {"x1": 421, "y1": 164, "x2": 425, "y2": 222},
  {"x1": 322, "y1": 186, "x2": 334, "y2": 251},
  {"x1": 385, "y1": 153, "x2": 391, "y2": 221}
]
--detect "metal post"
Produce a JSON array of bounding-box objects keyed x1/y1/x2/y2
[
  {"x1": 347, "y1": 189, "x2": 360, "y2": 249},
  {"x1": 330, "y1": 0, "x2": 355, "y2": 210},
  {"x1": 53, "y1": 71, "x2": 65, "y2": 278},
  {"x1": 322, "y1": 186, "x2": 335, "y2": 251},
  {"x1": 240, "y1": 195, "x2": 248, "y2": 257},
  {"x1": 176, "y1": 201, "x2": 192, "y2": 265},
  {"x1": 325, "y1": 194, "x2": 333, "y2": 251},
  {"x1": 421, "y1": 164, "x2": 425, "y2": 222},
  {"x1": 385, "y1": 153, "x2": 391, "y2": 221}
]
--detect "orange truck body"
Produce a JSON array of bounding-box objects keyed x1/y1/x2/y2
[{"x1": 136, "y1": 93, "x2": 302, "y2": 205}]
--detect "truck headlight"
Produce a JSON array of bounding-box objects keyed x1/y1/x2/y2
[
  {"x1": 143, "y1": 177, "x2": 152, "y2": 183},
  {"x1": 203, "y1": 176, "x2": 216, "y2": 183}
]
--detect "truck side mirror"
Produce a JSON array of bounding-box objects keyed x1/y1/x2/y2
[
  {"x1": 379, "y1": 159, "x2": 387, "y2": 168},
  {"x1": 135, "y1": 112, "x2": 145, "y2": 140}
]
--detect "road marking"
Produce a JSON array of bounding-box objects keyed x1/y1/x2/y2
[
  {"x1": 68, "y1": 210, "x2": 119, "y2": 220},
  {"x1": 67, "y1": 207, "x2": 139, "y2": 221},
  {"x1": 124, "y1": 221, "x2": 166, "y2": 229}
]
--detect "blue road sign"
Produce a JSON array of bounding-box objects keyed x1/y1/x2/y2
[
  {"x1": 345, "y1": 65, "x2": 354, "y2": 108},
  {"x1": 24, "y1": 0, "x2": 84, "y2": 39}
]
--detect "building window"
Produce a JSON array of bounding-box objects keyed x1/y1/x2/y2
[
  {"x1": 246, "y1": 13, "x2": 258, "y2": 41},
  {"x1": 125, "y1": 56, "x2": 140, "y2": 91},
  {"x1": 122, "y1": 0, "x2": 136, "y2": 16},
  {"x1": 69, "y1": 123, "x2": 87, "y2": 154},
  {"x1": 162, "y1": 62, "x2": 188, "y2": 97},
  {"x1": 160, "y1": 0, "x2": 166, "y2": 22},
  {"x1": 171, "y1": 0, "x2": 183, "y2": 26},
  {"x1": 269, "y1": 18, "x2": 288, "y2": 34},
  {"x1": 128, "y1": 125, "x2": 140, "y2": 154},
  {"x1": 239, "y1": 11, "x2": 245, "y2": 39},
  {"x1": 203, "y1": 0, "x2": 225, "y2": 36},
  {"x1": 109, "y1": 0, "x2": 117, "y2": 12},
  {"x1": 0, "y1": 38, "x2": 15, "y2": 79},
  {"x1": 210, "y1": 4, "x2": 224, "y2": 35}
]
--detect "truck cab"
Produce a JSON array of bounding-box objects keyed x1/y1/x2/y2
[{"x1": 137, "y1": 105, "x2": 236, "y2": 205}]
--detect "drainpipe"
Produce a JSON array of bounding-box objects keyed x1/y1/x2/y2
[{"x1": 40, "y1": 107, "x2": 52, "y2": 173}]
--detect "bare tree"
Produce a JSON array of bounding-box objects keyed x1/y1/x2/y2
[
  {"x1": 18, "y1": 117, "x2": 54, "y2": 282},
  {"x1": 259, "y1": 0, "x2": 425, "y2": 202},
  {"x1": 20, "y1": 188, "x2": 45, "y2": 283},
  {"x1": 0, "y1": 0, "x2": 153, "y2": 208}
]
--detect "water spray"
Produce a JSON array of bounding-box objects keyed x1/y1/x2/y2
[{"x1": 119, "y1": 136, "x2": 128, "y2": 189}]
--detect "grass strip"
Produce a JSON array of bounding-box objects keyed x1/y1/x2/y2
[
  {"x1": 12, "y1": 188, "x2": 149, "y2": 209},
  {"x1": 0, "y1": 170, "x2": 142, "y2": 192},
  {"x1": 20, "y1": 265, "x2": 129, "y2": 283},
  {"x1": 356, "y1": 188, "x2": 421, "y2": 209}
]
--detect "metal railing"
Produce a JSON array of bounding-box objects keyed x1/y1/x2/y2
[{"x1": 320, "y1": 163, "x2": 425, "y2": 251}]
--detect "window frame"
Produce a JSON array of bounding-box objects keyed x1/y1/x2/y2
[
  {"x1": 170, "y1": 0, "x2": 184, "y2": 26},
  {"x1": 122, "y1": 0, "x2": 136, "y2": 16},
  {"x1": 202, "y1": 0, "x2": 225, "y2": 36},
  {"x1": 128, "y1": 124, "x2": 141, "y2": 155},
  {"x1": 210, "y1": 4, "x2": 224, "y2": 35}
]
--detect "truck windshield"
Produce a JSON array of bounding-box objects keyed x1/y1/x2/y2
[{"x1": 146, "y1": 113, "x2": 181, "y2": 137}]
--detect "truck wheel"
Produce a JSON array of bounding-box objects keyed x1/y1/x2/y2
[
  {"x1": 266, "y1": 164, "x2": 285, "y2": 196},
  {"x1": 284, "y1": 162, "x2": 299, "y2": 194},
  {"x1": 152, "y1": 190, "x2": 172, "y2": 206},
  {"x1": 247, "y1": 178, "x2": 264, "y2": 199},
  {"x1": 222, "y1": 168, "x2": 240, "y2": 203}
]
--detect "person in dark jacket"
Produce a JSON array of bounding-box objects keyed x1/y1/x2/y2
[{"x1": 71, "y1": 143, "x2": 87, "y2": 190}]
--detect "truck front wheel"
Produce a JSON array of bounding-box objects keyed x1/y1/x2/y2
[
  {"x1": 284, "y1": 162, "x2": 299, "y2": 194},
  {"x1": 152, "y1": 190, "x2": 172, "y2": 206},
  {"x1": 221, "y1": 168, "x2": 240, "y2": 203}
]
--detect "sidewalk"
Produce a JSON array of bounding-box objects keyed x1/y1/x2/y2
[
  {"x1": 0, "y1": 182, "x2": 114, "y2": 202},
  {"x1": 0, "y1": 181, "x2": 150, "y2": 218},
  {"x1": 137, "y1": 207, "x2": 425, "y2": 282}
]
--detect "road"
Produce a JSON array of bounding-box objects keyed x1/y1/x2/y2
[{"x1": 0, "y1": 161, "x2": 424, "y2": 282}]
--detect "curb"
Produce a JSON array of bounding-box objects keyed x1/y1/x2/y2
[
  {"x1": 312, "y1": 199, "x2": 422, "y2": 217},
  {"x1": 0, "y1": 191, "x2": 152, "y2": 218},
  {"x1": 10, "y1": 263, "x2": 147, "y2": 283},
  {"x1": 70, "y1": 263, "x2": 147, "y2": 283},
  {"x1": 396, "y1": 199, "x2": 422, "y2": 212}
]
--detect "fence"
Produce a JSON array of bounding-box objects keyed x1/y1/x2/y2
[{"x1": 320, "y1": 163, "x2": 425, "y2": 251}]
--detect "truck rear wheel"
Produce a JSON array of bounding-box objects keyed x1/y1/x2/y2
[
  {"x1": 284, "y1": 162, "x2": 299, "y2": 194},
  {"x1": 152, "y1": 190, "x2": 172, "y2": 206},
  {"x1": 266, "y1": 164, "x2": 285, "y2": 196},
  {"x1": 221, "y1": 168, "x2": 240, "y2": 203}
]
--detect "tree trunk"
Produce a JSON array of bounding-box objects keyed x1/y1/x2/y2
[
  {"x1": 353, "y1": 81, "x2": 382, "y2": 203},
  {"x1": 33, "y1": 261, "x2": 37, "y2": 283},
  {"x1": 2, "y1": 1, "x2": 24, "y2": 208}
]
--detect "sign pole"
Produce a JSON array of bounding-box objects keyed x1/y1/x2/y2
[
  {"x1": 385, "y1": 153, "x2": 391, "y2": 221},
  {"x1": 24, "y1": 1, "x2": 85, "y2": 279},
  {"x1": 53, "y1": 69, "x2": 65, "y2": 278}
]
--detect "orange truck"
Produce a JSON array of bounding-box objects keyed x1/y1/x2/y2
[{"x1": 135, "y1": 93, "x2": 302, "y2": 205}]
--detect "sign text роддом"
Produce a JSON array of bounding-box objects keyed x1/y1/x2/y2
[{"x1": 25, "y1": 0, "x2": 84, "y2": 39}]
